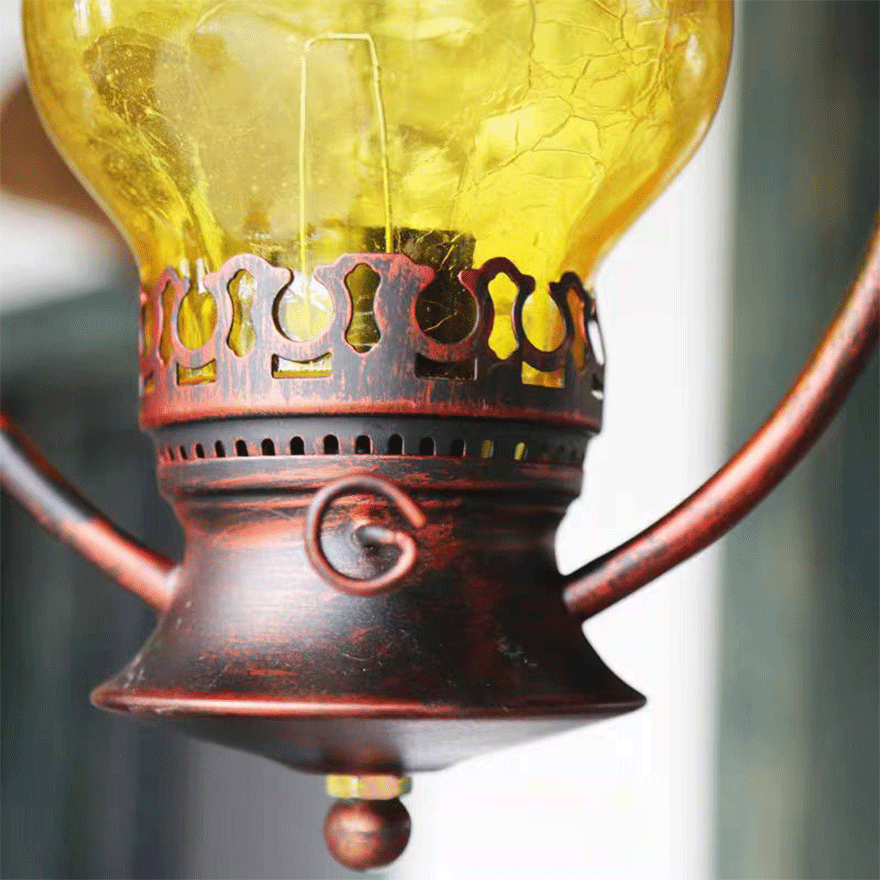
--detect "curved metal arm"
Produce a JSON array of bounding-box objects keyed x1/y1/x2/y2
[
  {"x1": 0, "y1": 414, "x2": 176, "y2": 613},
  {"x1": 563, "y1": 226, "x2": 880, "y2": 621}
]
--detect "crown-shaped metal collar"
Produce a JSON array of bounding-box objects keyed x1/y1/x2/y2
[{"x1": 139, "y1": 251, "x2": 605, "y2": 435}]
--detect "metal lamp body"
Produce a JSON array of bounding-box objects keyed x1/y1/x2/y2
[
  {"x1": 2, "y1": 236, "x2": 877, "y2": 870},
  {"x1": 4, "y1": 0, "x2": 879, "y2": 869},
  {"x1": 90, "y1": 248, "x2": 639, "y2": 774},
  {"x1": 95, "y1": 449, "x2": 643, "y2": 774}
]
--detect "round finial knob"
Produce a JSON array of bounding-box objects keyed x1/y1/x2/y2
[{"x1": 324, "y1": 798, "x2": 411, "y2": 871}]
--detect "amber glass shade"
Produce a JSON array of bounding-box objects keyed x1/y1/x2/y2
[{"x1": 23, "y1": 0, "x2": 731, "y2": 354}]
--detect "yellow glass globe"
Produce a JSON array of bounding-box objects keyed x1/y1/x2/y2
[{"x1": 23, "y1": 0, "x2": 731, "y2": 362}]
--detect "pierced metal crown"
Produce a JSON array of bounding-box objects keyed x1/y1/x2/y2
[{"x1": 139, "y1": 251, "x2": 605, "y2": 432}]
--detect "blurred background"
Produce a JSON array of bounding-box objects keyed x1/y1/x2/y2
[{"x1": 1, "y1": 2, "x2": 876, "y2": 878}]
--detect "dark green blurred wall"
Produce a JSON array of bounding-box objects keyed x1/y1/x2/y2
[
  {"x1": 0, "y1": 286, "x2": 190, "y2": 879},
  {"x1": 718, "y1": 2, "x2": 878, "y2": 878}
]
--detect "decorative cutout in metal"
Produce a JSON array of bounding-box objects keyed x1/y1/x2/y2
[
  {"x1": 152, "y1": 416, "x2": 589, "y2": 466},
  {"x1": 139, "y1": 252, "x2": 605, "y2": 430}
]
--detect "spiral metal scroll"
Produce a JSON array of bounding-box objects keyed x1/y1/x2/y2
[{"x1": 304, "y1": 474, "x2": 427, "y2": 597}]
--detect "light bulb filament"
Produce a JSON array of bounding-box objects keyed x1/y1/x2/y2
[{"x1": 299, "y1": 33, "x2": 393, "y2": 297}]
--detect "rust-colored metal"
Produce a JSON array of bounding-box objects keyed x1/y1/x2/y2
[
  {"x1": 89, "y1": 452, "x2": 643, "y2": 774},
  {"x1": 563, "y1": 225, "x2": 880, "y2": 620},
  {"x1": 0, "y1": 412, "x2": 176, "y2": 612},
  {"x1": 305, "y1": 474, "x2": 427, "y2": 596},
  {"x1": 324, "y1": 797, "x2": 411, "y2": 871},
  {"x1": 1, "y1": 230, "x2": 877, "y2": 871},
  {"x1": 138, "y1": 251, "x2": 605, "y2": 431}
]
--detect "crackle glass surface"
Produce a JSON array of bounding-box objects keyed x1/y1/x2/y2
[{"x1": 23, "y1": 0, "x2": 731, "y2": 354}]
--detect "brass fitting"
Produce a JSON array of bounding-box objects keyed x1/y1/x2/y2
[{"x1": 326, "y1": 774, "x2": 412, "y2": 801}]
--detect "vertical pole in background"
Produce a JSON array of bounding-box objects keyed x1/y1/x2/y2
[{"x1": 717, "y1": 3, "x2": 879, "y2": 878}]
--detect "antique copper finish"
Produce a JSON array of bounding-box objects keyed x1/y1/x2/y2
[
  {"x1": 1, "y1": 230, "x2": 878, "y2": 870},
  {"x1": 139, "y1": 252, "x2": 605, "y2": 431},
  {"x1": 305, "y1": 474, "x2": 427, "y2": 596},
  {"x1": 89, "y1": 451, "x2": 644, "y2": 773},
  {"x1": 324, "y1": 797, "x2": 411, "y2": 870},
  {"x1": 324, "y1": 773, "x2": 412, "y2": 870},
  {"x1": 0, "y1": 412, "x2": 174, "y2": 611}
]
